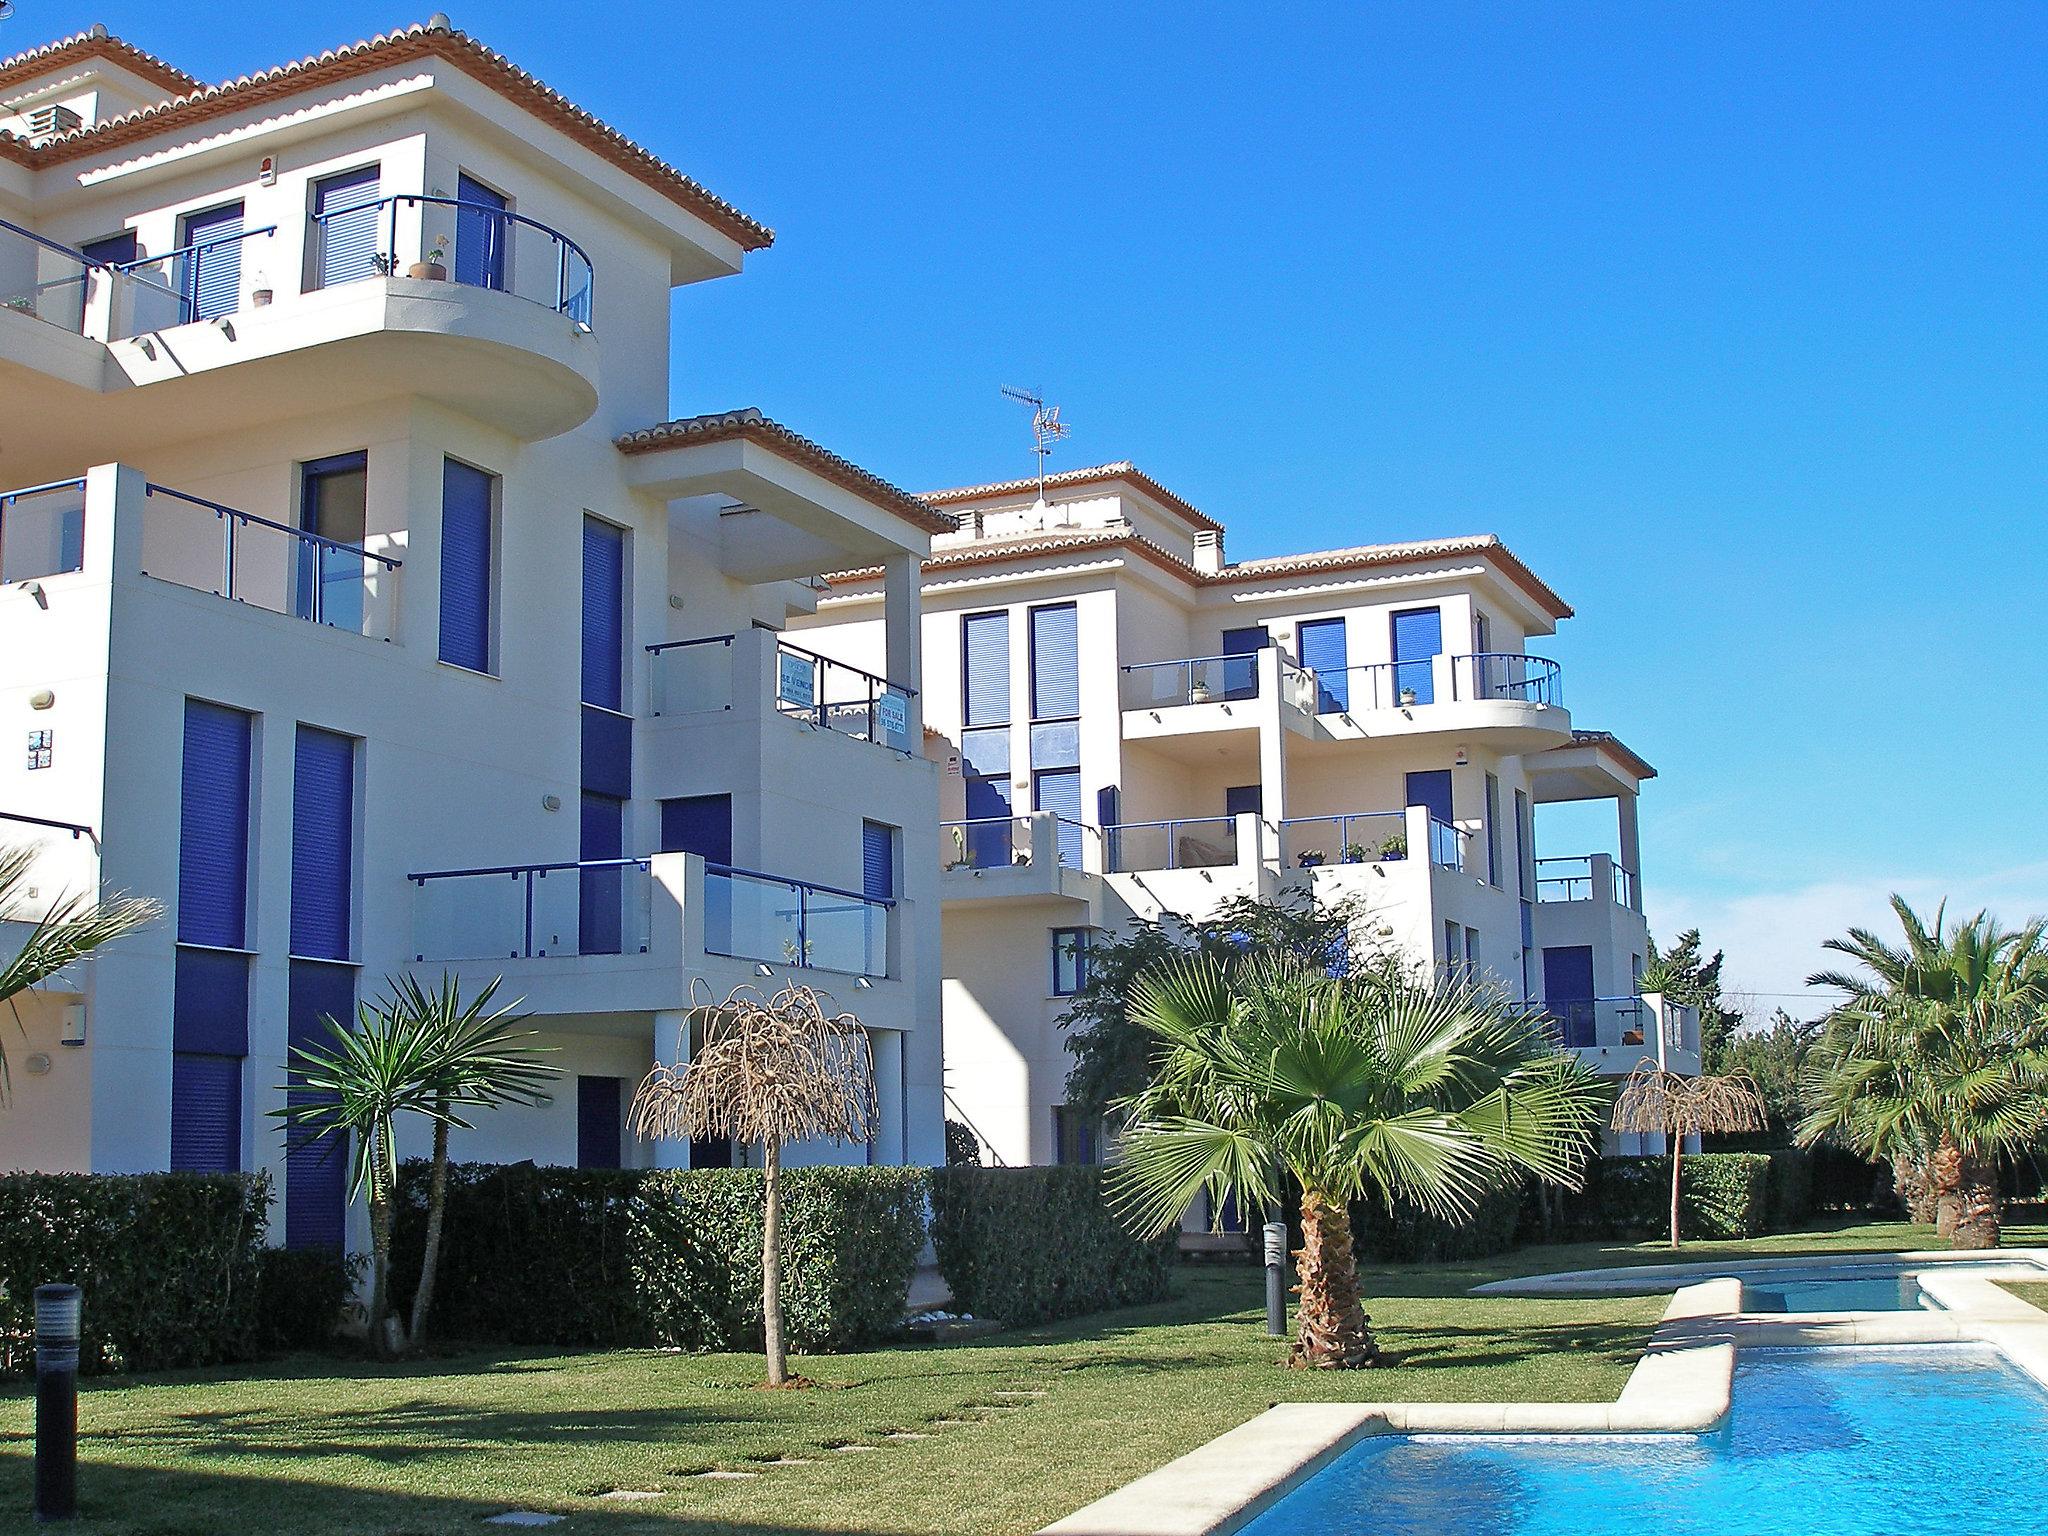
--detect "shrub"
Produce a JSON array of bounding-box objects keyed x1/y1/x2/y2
[
  {"x1": 928, "y1": 1166, "x2": 1174, "y2": 1325},
  {"x1": 257, "y1": 1246, "x2": 363, "y2": 1353},
  {"x1": 1354, "y1": 1180, "x2": 1524, "y2": 1263},
  {"x1": 1764, "y1": 1148, "x2": 1815, "y2": 1230},
  {"x1": 389, "y1": 1161, "x2": 927, "y2": 1352},
  {"x1": 944, "y1": 1119, "x2": 983, "y2": 1167},
  {"x1": 0, "y1": 1172, "x2": 268, "y2": 1375},
  {"x1": 1541, "y1": 1153, "x2": 1778, "y2": 1241}
]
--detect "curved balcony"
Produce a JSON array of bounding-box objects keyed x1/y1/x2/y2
[{"x1": 1302, "y1": 651, "x2": 1570, "y2": 750}]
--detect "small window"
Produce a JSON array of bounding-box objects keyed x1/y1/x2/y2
[
  {"x1": 1053, "y1": 1105, "x2": 1099, "y2": 1165},
  {"x1": 310, "y1": 164, "x2": 384, "y2": 289},
  {"x1": 1051, "y1": 927, "x2": 1093, "y2": 996},
  {"x1": 439, "y1": 459, "x2": 497, "y2": 673}
]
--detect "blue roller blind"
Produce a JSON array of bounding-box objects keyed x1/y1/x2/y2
[
  {"x1": 178, "y1": 700, "x2": 253, "y2": 948},
  {"x1": 580, "y1": 705, "x2": 632, "y2": 800},
  {"x1": 1404, "y1": 768, "x2": 1454, "y2": 825},
  {"x1": 962, "y1": 611, "x2": 1010, "y2": 727},
  {"x1": 81, "y1": 231, "x2": 138, "y2": 266},
  {"x1": 178, "y1": 201, "x2": 244, "y2": 321},
  {"x1": 579, "y1": 792, "x2": 625, "y2": 957},
  {"x1": 1029, "y1": 602, "x2": 1079, "y2": 719},
  {"x1": 290, "y1": 727, "x2": 355, "y2": 960},
  {"x1": 454, "y1": 173, "x2": 509, "y2": 290},
  {"x1": 661, "y1": 795, "x2": 732, "y2": 865},
  {"x1": 1297, "y1": 617, "x2": 1348, "y2": 712},
  {"x1": 1391, "y1": 606, "x2": 1443, "y2": 705},
  {"x1": 170, "y1": 1054, "x2": 241, "y2": 1173},
  {"x1": 1033, "y1": 768, "x2": 1083, "y2": 866},
  {"x1": 581, "y1": 517, "x2": 626, "y2": 711},
  {"x1": 576, "y1": 1076, "x2": 624, "y2": 1169},
  {"x1": 173, "y1": 946, "x2": 249, "y2": 1056},
  {"x1": 286, "y1": 960, "x2": 354, "y2": 1251},
  {"x1": 439, "y1": 459, "x2": 494, "y2": 672},
  {"x1": 862, "y1": 821, "x2": 895, "y2": 900},
  {"x1": 1224, "y1": 784, "x2": 1262, "y2": 818},
  {"x1": 313, "y1": 165, "x2": 382, "y2": 289},
  {"x1": 1221, "y1": 625, "x2": 1268, "y2": 701}
]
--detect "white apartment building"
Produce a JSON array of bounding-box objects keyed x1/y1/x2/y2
[
  {"x1": 797, "y1": 463, "x2": 1697, "y2": 1170},
  {"x1": 0, "y1": 21, "x2": 950, "y2": 1248}
]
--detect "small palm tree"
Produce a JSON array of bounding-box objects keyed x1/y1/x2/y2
[
  {"x1": 1611, "y1": 1064, "x2": 1768, "y2": 1248},
  {"x1": 0, "y1": 843, "x2": 159, "y2": 1098},
  {"x1": 629, "y1": 982, "x2": 875, "y2": 1387},
  {"x1": 275, "y1": 975, "x2": 553, "y2": 1354},
  {"x1": 1111, "y1": 955, "x2": 1604, "y2": 1369}
]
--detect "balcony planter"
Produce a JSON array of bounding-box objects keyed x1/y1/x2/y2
[
  {"x1": 1379, "y1": 834, "x2": 1408, "y2": 862},
  {"x1": 1189, "y1": 681, "x2": 1212, "y2": 704},
  {"x1": 1341, "y1": 842, "x2": 1368, "y2": 864},
  {"x1": 1398, "y1": 687, "x2": 1419, "y2": 707},
  {"x1": 1297, "y1": 850, "x2": 1325, "y2": 869},
  {"x1": 408, "y1": 261, "x2": 449, "y2": 281}
]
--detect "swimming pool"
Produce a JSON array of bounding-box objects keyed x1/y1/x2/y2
[
  {"x1": 1234, "y1": 1345, "x2": 2048, "y2": 1536},
  {"x1": 1739, "y1": 1258, "x2": 2048, "y2": 1313}
]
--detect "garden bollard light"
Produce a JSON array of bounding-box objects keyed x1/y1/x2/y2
[
  {"x1": 1263, "y1": 1220, "x2": 1288, "y2": 1337},
  {"x1": 34, "y1": 1283, "x2": 81, "y2": 1522}
]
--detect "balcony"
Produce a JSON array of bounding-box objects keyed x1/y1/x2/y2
[
  {"x1": 938, "y1": 812, "x2": 1100, "y2": 907},
  {"x1": 1535, "y1": 853, "x2": 1640, "y2": 910},
  {"x1": 649, "y1": 632, "x2": 916, "y2": 756},
  {"x1": 1118, "y1": 648, "x2": 1318, "y2": 753},
  {"x1": 0, "y1": 811, "x2": 100, "y2": 947},
  {"x1": 1542, "y1": 994, "x2": 1700, "y2": 1076},
  {"x1": 1299, "y1": 652, "x2": 1571, "y2": 751},
  {"x1": 1105, "y1": 816, "x2": 1240, "y2": 874}
]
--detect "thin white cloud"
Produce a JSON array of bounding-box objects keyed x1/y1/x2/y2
[{"x1": 1654, "y1": 860, "x2": 2048, "y2": 1020}]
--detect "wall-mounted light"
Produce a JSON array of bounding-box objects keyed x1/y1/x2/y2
[
  {"x1": 21, "y1": 581, "x2": 47, "y2": 610},
  {"x1": 24, "y1": 1053, "x2": 51, "y2": 1076},
  {"x1": 754, "y1": 963, "x2": 774, "y2": 977},
  {"x1": 854, "y1": 976, "x2": 873, "y2": 990},
  {"x1": 29, "y1": 689, "x2": 54, "y2": 709},
  {"x1": 540, "y1": 793, "x2": 562, "y2": 812}
]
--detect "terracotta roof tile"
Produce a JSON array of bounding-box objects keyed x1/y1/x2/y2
[
  {"x1": 17, "y1": 22, "x2": 771, "y2": 251},
  {"x1": 921, "y1": 461, "x2": 1223, "y2": 534},
  {"x1": 615, "y1": 408, "x2": 955, "y2": 536},
  {"x1": 0, "y1": 27, "x2": 201, "y2": 99},
  {"x1": 1568, "y1": 730, "x2": 1658, "y2": 781}
]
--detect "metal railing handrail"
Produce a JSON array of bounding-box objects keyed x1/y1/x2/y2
[
  {"x1": 1, "y1": 477, "x2": 87, "y2": 503},
  {"x1": 1120, "y1": 653, "x2": 1246, "y2": 672},
  {"x1": 408, "y1": 855, "x2": 651, "y2": 883},
  {"x1": 311, "y1": 194, "x2": 595, "y2": 320},
  {"x1": 144, "y1": 484, "x2": 403, "y2": 568},
  {"x1": 0, "y1": 809, "x2": 95, "y2": 840},
  {"x1": 0, "y1": 215, "x2": 96, "y2": 266},
  {"x1": 646, "y1": 633, "x2": 735, "y2": 655},
  {"x1": 106, "y1": 225, "x2": 279, "y2": 277},
  {"x1": 709, "y1": 861, "x2": 897, "y2": 910},
  {"x1": 775, "y1": 637, "x2": 918, "y2": 698}
]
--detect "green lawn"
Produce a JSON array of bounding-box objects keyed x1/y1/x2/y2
[{"x1": 0, "y1": 1218, "x2": 1997, "y2": 1536}]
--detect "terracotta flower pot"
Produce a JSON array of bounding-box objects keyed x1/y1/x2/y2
[{"x1": 408, "y1": 261, "x2": 449, "y2": 281}]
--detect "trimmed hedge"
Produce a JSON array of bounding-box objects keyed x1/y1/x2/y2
[
  {"x1": 928, "y1": 1166, "x2": 1174, "y2": 1325},
  {"x1": 1764, "y1": 1148, "x2": 1815, "y2": 1230},
  {"x1": 389, "y1": 1161, "x2": 928, "y2": 1352},
  {"x1": 0, "y1": 1172, "x2": 269, "y2": 1375},
  {"x1": 1355, "y1": 1182, "x2": 1524, "y2": 1263},
  {"x1": 257, "y1": 1246, "x2": 362, "y2": 1353},
  {"x1": 1542, "y1": 1152, "x2": 1780, "y2": 1241}
]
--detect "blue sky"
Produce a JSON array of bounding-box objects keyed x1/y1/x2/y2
[{"x1": 24, "y1": 2, "x2": 2046, "y2": 1012}]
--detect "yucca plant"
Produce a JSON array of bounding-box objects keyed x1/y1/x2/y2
[{"x1": 1110, "y1": 954, "x2": 1604, "y2": 1369}]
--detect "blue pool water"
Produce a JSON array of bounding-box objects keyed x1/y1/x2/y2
[
  {"x1": 1738, "y1": 1258, "x2": 2047, "y2": 1312},
  {"x1": 1236, "y1": 1346, "x2": 2048, "y2": 1536}
]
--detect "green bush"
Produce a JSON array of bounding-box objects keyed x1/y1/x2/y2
[
  {"x1": 1355, "y1": 1181, "x2": 1524, "y2": 1263},
  {"x1": 1679, "y1": 1152, "x2": 1774, "y2": 1238},
  {"x1": 0, "y1": 1172, "x2": 269, "y2": 1375},
  {"x1": 257, "y1": 1246, "x2": 362, "y2": 1353},
  {"x1": 1764, "y1": 1149, "x2": 1815, "y2": 1230},
  {"x1": 389, "y1": 1161, "x2": 927, "y2": 1352},
  {"x1": 928, "y1": 1166, "x2": 1174, "y2": 1325},
  {"x1": 1545, "y1": 1153, "x2": 1778, "y2": 1241}
]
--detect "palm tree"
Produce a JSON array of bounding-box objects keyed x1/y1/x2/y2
[
  {"x1": 1800, "y1": 897, "x2": 2048, "y2": 1245},
  {"x1": 1110, "y1": 955, "x2": 1605, "y2": 1369},
  {"x1": 629, "y1": 981, "x2": 875, "y2": 1387},
  {"x1": 275, "y1": 975, "x2": 553, "y2": 1354},
  {"x1": 1610, "y1": 1065, "x2": 1768, "y2": 1248},
  {"x1": 1, "y1": 842, "x2": 160, "y2": 1098}
]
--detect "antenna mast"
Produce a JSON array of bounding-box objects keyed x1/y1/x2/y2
[{"x1": 1000, "y1": 385, "x2": 1069, "y2": 501}]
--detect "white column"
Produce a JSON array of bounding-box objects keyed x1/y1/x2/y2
[
  {"x1": 1617, "y1": 792, "x2": 1643, "y2": 911},
  {"x1": 650, "y1": 1007, "x2": 692, "y2": 1168},
  {"x1": 1255, "y1": 646, "x2": 1287, "y2": 857},
  {"x1": 882, "y1": 551, "x2": 924, "y2": 742}
]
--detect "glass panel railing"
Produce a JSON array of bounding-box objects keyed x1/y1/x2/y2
[
  {"x1": 1534, "y1": 856, "x2": 1595, "y2": 902},
  {"x1": 704, "y1": 865, "x2": 890, "y2": 977},
  {"x1": 139, "y1": 484, "x2": 400, "y2": 636},
  {"x1": 941, "y1": 816, "x2": 1029, "y2": 871},
  {"x1": 1276, "y1": 811, "x2": 1409, "y2": 869},
  {"x1": 648, "y1": 636, "x2": 735, "y2": 716},
  {"x1": 1119, "y1": 656, "x2": 1260, "y2": 711},
  {"x1": 307, "y1": 195, "x2": 596, "y2": 325},
  {"x1": 1427, "y1": 817, "x2": 1467, "y2": 870},
  {"x1": 1104, "y1": 817, "x2": 1238, "y2": 874},
  {"x1": 774, "y1": 642, "x2": 914, "y2": 753},
  {"x1": 1453, "y1": 652, "x2": 1562, "y2": 705},
  {"x1": 0, "y1": 218, "x2": 92, "y2": 333},
  {"x1": 0, "y1": 479, "x2": 87, "y2": 583},
  {"x1": 104, "y1": 226, "x2": 279, "y2": 337},
  {"x1": 410, "y1": 859, "x2": 651, "y2": 961},
  {"x1": 1541, "y1": 995, "x2": 1651, "y2": 1052}
]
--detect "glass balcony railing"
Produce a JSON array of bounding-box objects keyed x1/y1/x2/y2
[
  {"x1": 1119, "y1": 654, "x2": 1262, "y2": 710},
  {"x1": 1104, "y1": 817, "x2": 1238, "y2": 874},
  {"x1": 774, "y1": 641, "x2": 914, "y2": 754},
  {"x1": 308, "y1": 194, "x2": 595, "y2": 326},
  {"x1": 939, "y1": 813, "x2": 1093, "y2": 872},
  {"x1": 1535, "y1": 855, "x2": 1638, "y2": 906},
  {"x1": 1427, "y1": 816, "x2": 1468, "y2": 871},
  {"x1": 410, "y1": 858, "x2": 653, "y2": 961},
  {"x1": 1303, "y1": 653, "x2": 1563, "y2": 713},
  {"x1": 104, "y1": 225, "x2": 279, "y2": 336},
  {"x1": 1276, "y1": 811, "x2": 1409, "y2": 869},
  {"x1": 648, "y1": 635, "x2": 736, "y2": 716},
  {"x1": 0, "y1": 479, "x2": 87, "y2": 583},
  {"x1": 140, "y1": 484, "x2": 401, "y2": 636},
  {"x1": 1542, "y1": 994, "x2": 1655, "y2": 1052},
  {"x1": 704, "y1": 864, "x2": 890, "y2": 977},
  {"x1": 0, "y1": 216, "x2": 93, "y2": 332}
]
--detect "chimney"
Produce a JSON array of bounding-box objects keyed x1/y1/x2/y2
[{"x1": 1193, "y1": 528, "x2": 1225, "y2": 574}]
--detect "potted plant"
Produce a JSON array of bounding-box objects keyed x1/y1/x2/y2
[
  {"x1": 1189, "y1": 679, "x2": 1212, "y2": 704},
  {"x1": 250, "y1": 274, "x2": 273, "y2": 307},
  {"x1": 1297, "y1": 850, "x2": 1325, "y2": 869},
  {"x1": 1398, "y1": 686, "x2": 1419, "y2": 707},
  {"x1": 1378, "y1": 832, "x2": 1408, "y2": 862},
  {"x1": 409, "y1": 235, "x2": 450, "y2": 282},
  {"x1": 1341, "y1": 842, "x2": 1368, "y2": 865}
]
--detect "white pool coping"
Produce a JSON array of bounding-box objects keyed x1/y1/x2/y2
[
  {"x1": 1469, "y1": 1247, "x2": 2048, "y2": 1296},
  {"x1": 1037, "y1": 1260, "x2": 2048, "y2": 1536}
]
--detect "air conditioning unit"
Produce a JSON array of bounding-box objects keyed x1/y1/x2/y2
[{"x1": 23, "y1": 104, "x2": 83, "y2": 141}]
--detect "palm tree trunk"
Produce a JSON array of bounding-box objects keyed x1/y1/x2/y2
[
  {"x1": 1668, "y1": 1133, "x2": 1684, "y2": 1250},
  {"x1": 367, "y1": 1130, "x2": 395, "y2": 1358},
  {"x1": 1931, "y1": 1136, "x2": 1965, "y2": 1240},
  {"x1": 1290, "y1": 1189, "x2": 1376, "y2": 1369},
  {"x1": 1893, "y1": 1153, "x2": 1938, "y2": 1225},
  {"x1": 761, "y1": 1139, "x2": 788, "y2": 1386},
  {"x1": 1949, "y1": 1155, "x2": 2002, "y2": 1250},
  {"x1": 409, "y1": 1115, "x2": 451, "y2": 1348}
]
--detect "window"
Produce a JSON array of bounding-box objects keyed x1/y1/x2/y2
[
  {"x1": 439, "y1": 459, "x2": 496, "y2": 672},
  {"x1": 1484, "y1": 772, "x2": 1502, "y2": 888},
  {"x1": 285, "y1": 960, "x2": 354, "y2": 1249},
  {"x1": 1053, "y1": 1105, "x2": 1100, "y2": 1165},
  {"x1": 178, "y1": 700, "x2": 253, "y2": 949},
  {"x1": 577, "y1": 1076, "x2": 625, "y2": 1169},
  {"x1": 298, "y1": 453, "x2": 368, "y2": 630},
  {"x1": 1543, "y1": 946, "x2": 1597, "y2": 1048},
  {"x1": 311, "y1": 165, "x2": 383, "y2": 289},
  {"x1": 863, "y1": 821, "x2": 897, "y2": 901},
  {"x1": 661, "y1": 795, "x2": 732, "y2": 864},
  {"x1": 1465, "y1": 926, "x2": 1481, "y2": 983},
  {"x1": 171, "y1": 948, "x2": 248, "y2": 1175},
  {"x1": 1515, "y1": 788, "x2": 1533, "y2": 899},
  {"x1": 1443, "y1": 921, "x2": 1461, "y2": 977},
  {"x1": 1390, "y1": 606, "x2": 1442, "y2": 705},
  {"x1": 579, "y1": 792, "x2": 626, "y2": 956},
  {"x1": 1405, "y1": 769, "x2": 1453, "y2": 826},
  {"x1": 1028, "y1": 602, "x2": 1079, "y2": 720},
  {"x1": 290, "y1": 727, "x2": 356, "y2": 961},
  {"x1": 454, "y1": 173, "x2": 511, "y2": 290},
  {"x1": 173, "y1": 699, "x2": 254, "y2": 1175},
  {"x1": 1225, "y1": 784, "x2": 1262, "y2": 818},
  {"x1": 962, "y1": 610, "x2": 1011, "y2": 727},
  {"x1": 1220, "y1": 625, "x2": 1269, "y2": 701},
  {"x1": 1297, "y1": 617, "x2": 1348, "y2": 712},
  {"x1": 1052, "y1": 928, "x2": 1093, "y2": 996},
  {"x1": 581, "y1": 516, "x2": 626, "y2": 712},
  {"x1": 177, "y1": 200, "x2": 245, "y2": 322},
  {"x1": 1473, "y1": 612, "x2": 1493, "y2": 696}
]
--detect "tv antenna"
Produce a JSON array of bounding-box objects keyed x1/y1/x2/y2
[{"x1": 1000, "y1": 385, "x2": 1069, "y2": 500}]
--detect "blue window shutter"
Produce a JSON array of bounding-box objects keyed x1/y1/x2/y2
[
  {"x1": 1224, "y1": 784, "x2": 1262, "y2": 818},
  {"x1": 1220, "y1": 625, "x2": 1268, "y2": 701},
  {"x1": 286, "y1": 960, "x2": 354, "y2": 1251},
  {"x1": 1029, "y1": 603, "x2": 1079, "y2": 719},
  {"x1": 1543, "y1": 945, "x2": 1597, "y2": 1047},
  {"x1": 179, "y1": 202, "x2": 244, "y2": 321},
  {"x1": 1033, "y1": 768, "x2": 1083, "y2": 866},
  {"x1": 290, "y1": 727, "x2": 355, "y2": 960},
  {"x1": 579, "y1": 793, "x2": 626, "y2": 956},
  {"x1": 82, "y1": 232, "x2": 138, "y2": 266},
  {"x1": 576, "y1": 1076, "x2": 624, "y2": 1169},
  {"x1": 455, "y1": 174, "x2": 509, "y2": 289},
  {"x1": 581, "y1": 517, "x2": 626, "y2": 711},
  {"x1": 962, "y1": 611, "x2": 1010, "y2": 727},
  {"x1": 173, "y1": 946, "x2": 249, "y2": 1055},
  {"x1": 170, "y1": 1054, "x2": 241, "y2": 1173},
  {"x1": 1391, "y1": 607, "x2": 1443, "y2": 705},
  {"x1": 1404, "y1": 768, "x2": 1454, "y2": 825},
  {"x1": 661, "y1": 795, "x2": 732, "y2": 865},
  {"x1": 313, "y1": 166, "x2": 383, "y2": 288},
  {"x1": 579, "y1": 705, "x2": 632, "y2": 800},
  {"x1": 439, "y1": 460, "x2": 494, "y2": 671},
  {"x1": 862, "y1": 821, "x2": 895, "y2": 900},
  {"x1": 1297, "y1": 618, "x2": 1348, "y2": 712},
  {"x1": 178, "y1": 700, "x2": 252, "y2": 948}
]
